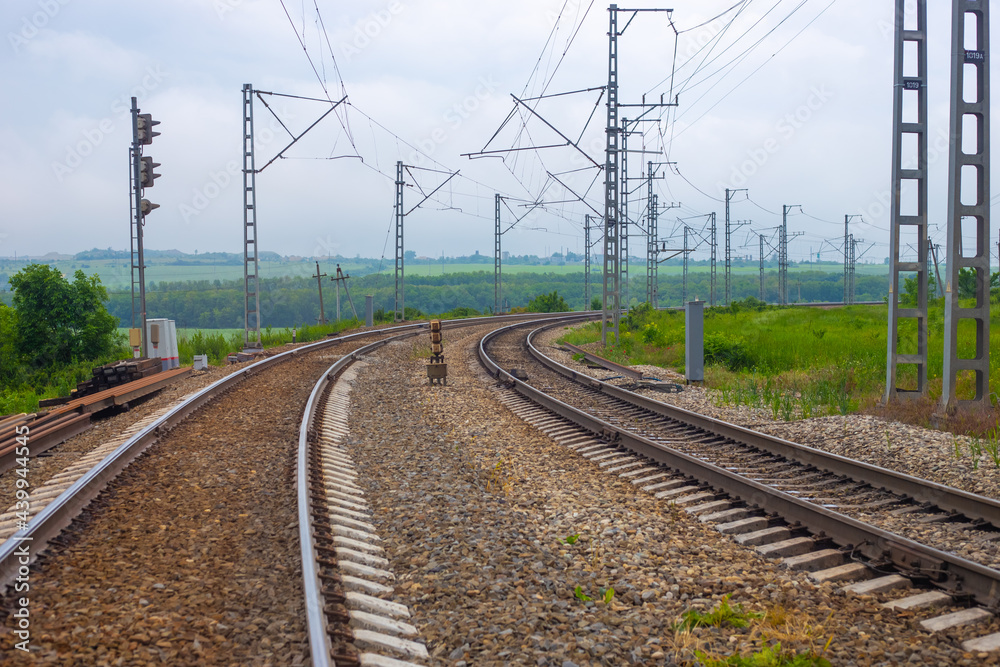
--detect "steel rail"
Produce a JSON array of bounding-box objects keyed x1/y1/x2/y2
[
  {"x1": 536, "y1": 324, "x2": 1000, "y2": 527},
  {"x1": 298, "y1": 313, "x2": 593, "y2": 664},
  {"x1": 561, "y1": 341, "x2": 643, "y2": 379},
  {"x1": 478, "y1": 322, "x2": 1000, "y2": 608},
  {"x1": 0, "y1": 311, "x2": 579, "y2": 589},
  {"x1": 297, "y1": 329, "x2": 420, "y2": 667}
]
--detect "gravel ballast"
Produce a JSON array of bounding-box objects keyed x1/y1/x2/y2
[
  {"x1": 0, "y1": 350, "x2": 357, "y2": 664},
  {"x1": 341, "y1": 323, "x2": 989, "y2": 665}
]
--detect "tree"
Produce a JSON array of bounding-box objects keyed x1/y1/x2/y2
[
  {"x1": 8, "y1": 264, "x2": 120, "y2": 368},
  {"x1": 527, "y1": 290, "x2": 570, "y2": 313},
  {"x1": 0, "y1": 303, "x2": 20, "y2": 386},
  {"x1": 957, "y1": 268, "x2": 999, "y2": 300},
  {"x1": 590, "y1": 296, "x2": 602, "y2": 311}
]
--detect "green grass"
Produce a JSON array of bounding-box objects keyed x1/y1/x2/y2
[
  {"x1": 559, "y1": 298, "x2": 1000, "y2": 428},
  {"x1": 675, "y1": 595, "x2": 762, "y2": 632},
  {"x1": 697, "y1": 643, "x2": 832, "y2": 667},
  {"x1": 0, "y1": 347, "x2": 133, "y2": 416}
]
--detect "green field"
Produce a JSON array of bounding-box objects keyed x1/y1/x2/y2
[{"x1": 1, "y1": 254, "x2": 885, "y2": 294}]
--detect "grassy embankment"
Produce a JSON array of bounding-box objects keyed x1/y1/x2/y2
[{"x1": 559, "y1": 300, "x2": 1000, "y2": 435}]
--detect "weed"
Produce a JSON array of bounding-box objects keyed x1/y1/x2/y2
[
  {"x1": 560, "y1": 533, "x2": 580, "y2": 546},
  {"x1": 769, "y1": 392, "x2": 782, "y2": 421},
  {"x1": 571, "y1": 352, "x2": 585, "y2": 362},
  {"x1": 984, "y1": 427, "x2": 1000, "y2": 468},
  {"x1": 779, "y1": 393, "x2": 795, "y2": 421},
  {"x1": 485, "y1": 458, "x2": 515, "y2": 497},
  {"x1": 953, "y1": 435, "x2": 963, "y2": 460},
  {"x1": 969, "y1": 437, "x2": 983, "y2": 471},
  {"x1": 884, "y1": 430, "x2": 892, "y2": 452},
  {"x1": 573, "y1": 586, "x2": 591, "y2": 603},
  {"x1": 601, "y1": 587, "x2": 615, "y2": 605},
  {"x1": 835, "y1": 383, "x2": 852, "y2": 416},
  {"x1": 674, "y1": 595, "x2": 762, "y2": 631},
  {"x1": 696, "y1": 642, "x2": 832, "y2": 666}
]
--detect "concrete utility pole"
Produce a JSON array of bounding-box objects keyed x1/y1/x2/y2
[
  {"x1": 725, "y1": 188, "x2": 747, "y2": 304},
  {"x1": 942, "y1": 0, "x2": 991, "y2": 409},
  {"x1": 313, "y1": 261, "x2": 327, "y2": 324},
  {"x1": 885, "y1": 0, "x2": 929, "y2": 402}
]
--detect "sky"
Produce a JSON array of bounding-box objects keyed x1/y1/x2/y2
[{"x1": 0, "y1": 0, "x2": 995, "y2": 267}]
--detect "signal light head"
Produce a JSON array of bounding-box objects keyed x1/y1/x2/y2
[
  {"x1": 140, "y1": 199, "x2": 159, "y2": 216},
  {"x1": 139, "y1": 156, "x2": 161, "y2": 187},
  {"x1": 136, "y1": 113, "x2": 160, "y2": 145}
]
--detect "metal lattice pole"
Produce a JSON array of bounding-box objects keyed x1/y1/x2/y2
[
  {"x1": 682, "y1": 225, "x2": 689, "y2": 305},
  {"x1": 649, "y1": 194, "x2": 659, "y2": 308},
  {"x1": 585, "y1": 214, "x2": 592, "y2": 310},
  {"x1": 620, "y1": 116, "x2": 630, "y2": 309},
  {"x1": 495, "y1": 193, "x2": 501, "y2": 315},
  {"x1": 242, "y1": 84, "x2": 261, "y2": 349},
  {"x1": 844, "y1": 215, "x2": 850, "y2": 305},
  {"x1": 724, "y1": 189, "x2": 746, "y2": 304},
  {"x1": 394, "y1": 160, "x2": 405, "y2": 321},
  {"x1": 709, "y1": 212, "x2": 716, "y2": 308},
  {"x1": 942, "y1": 0, "x2": 990, "y2": 409},
  {"x1": 759, "y1": 234, "x2": 765, "y2": 302},
  {"x1": 601, "y1": 5, "x2": 620, "y2": 346},
  {"x1": 725, "y1": 189, "x2": 732, "y2": 305},
  {"x1": 885, "y1": 0, "x2": 929, "y2": 400},
  {"x1": 849, "y1": 235, "x2": 856, "y2": 305}
]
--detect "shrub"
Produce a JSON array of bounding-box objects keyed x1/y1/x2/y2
[{"x1": 704, "y1": 333, "x2": 756, "y2": 372}]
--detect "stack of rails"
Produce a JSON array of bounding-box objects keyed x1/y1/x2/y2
[
  {"x1": 0, "y1": 365, "x2": 191, "y2": 474},
  {"x1": 69, "y1": 357, "x2": 163, "y2": 400}
]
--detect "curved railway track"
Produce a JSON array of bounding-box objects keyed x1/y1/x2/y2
[
  {"x1": 479, "y1": 319, "x2": 1000, "y2": 651},
  {"x1": 0, "y1": 312, "x2": 573, "y2": 664}
]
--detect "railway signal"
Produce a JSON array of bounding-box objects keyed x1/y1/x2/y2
[{"x1": 130, "y1": 99, "x2": 162, "y2": 359}]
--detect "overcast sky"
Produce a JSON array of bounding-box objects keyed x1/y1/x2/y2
[{"x1": 1, "y1": 0, "x2": 995, "y2": 266}]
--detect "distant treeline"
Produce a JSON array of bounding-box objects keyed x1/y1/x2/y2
[{"x1": 106, "y1": 270, "x2": 889, "y2": 329}]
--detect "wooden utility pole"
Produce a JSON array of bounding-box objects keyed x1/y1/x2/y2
[{"x1": 313, "y1": 261, "x2": 328, "y2": 325}]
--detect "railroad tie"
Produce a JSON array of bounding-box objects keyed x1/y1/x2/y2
[{"x1": 308, "y1": 362, "x2": 428, "y2": 665}]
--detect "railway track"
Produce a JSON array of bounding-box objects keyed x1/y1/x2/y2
[
  {"x1": 0, "y1": 312, "x2": 575, "y2": 663},
  {"x1": 479, "y1": 319, "x2": 1000, "y2": 652}
]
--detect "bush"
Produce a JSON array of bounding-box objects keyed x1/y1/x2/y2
[
  {"x1": 623, "y1": 302, "x2": 655, "y2": 331},
  {"x1": 704, "y1": 333, "x2": 756, "y2": 372},
  {"x1": 527, "y1": 291, "x2": 570, "y2": 313}
]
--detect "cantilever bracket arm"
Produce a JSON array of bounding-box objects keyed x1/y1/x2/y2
[
  {"x1": 404, "y1": 170, "x2": 460, "y2": 216},
  {"x1": 545, "y1": 170, "x2": 603, "y2": 218},
  {"x1": 500, "y1": 199, "x2": 543, "y2": 235},
  {"x1": 510, "y1": 95, "x2": 601, "y2": 169},
  {"x1": 257, "y1": 95, "x2": 348, "y2": 173}
]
